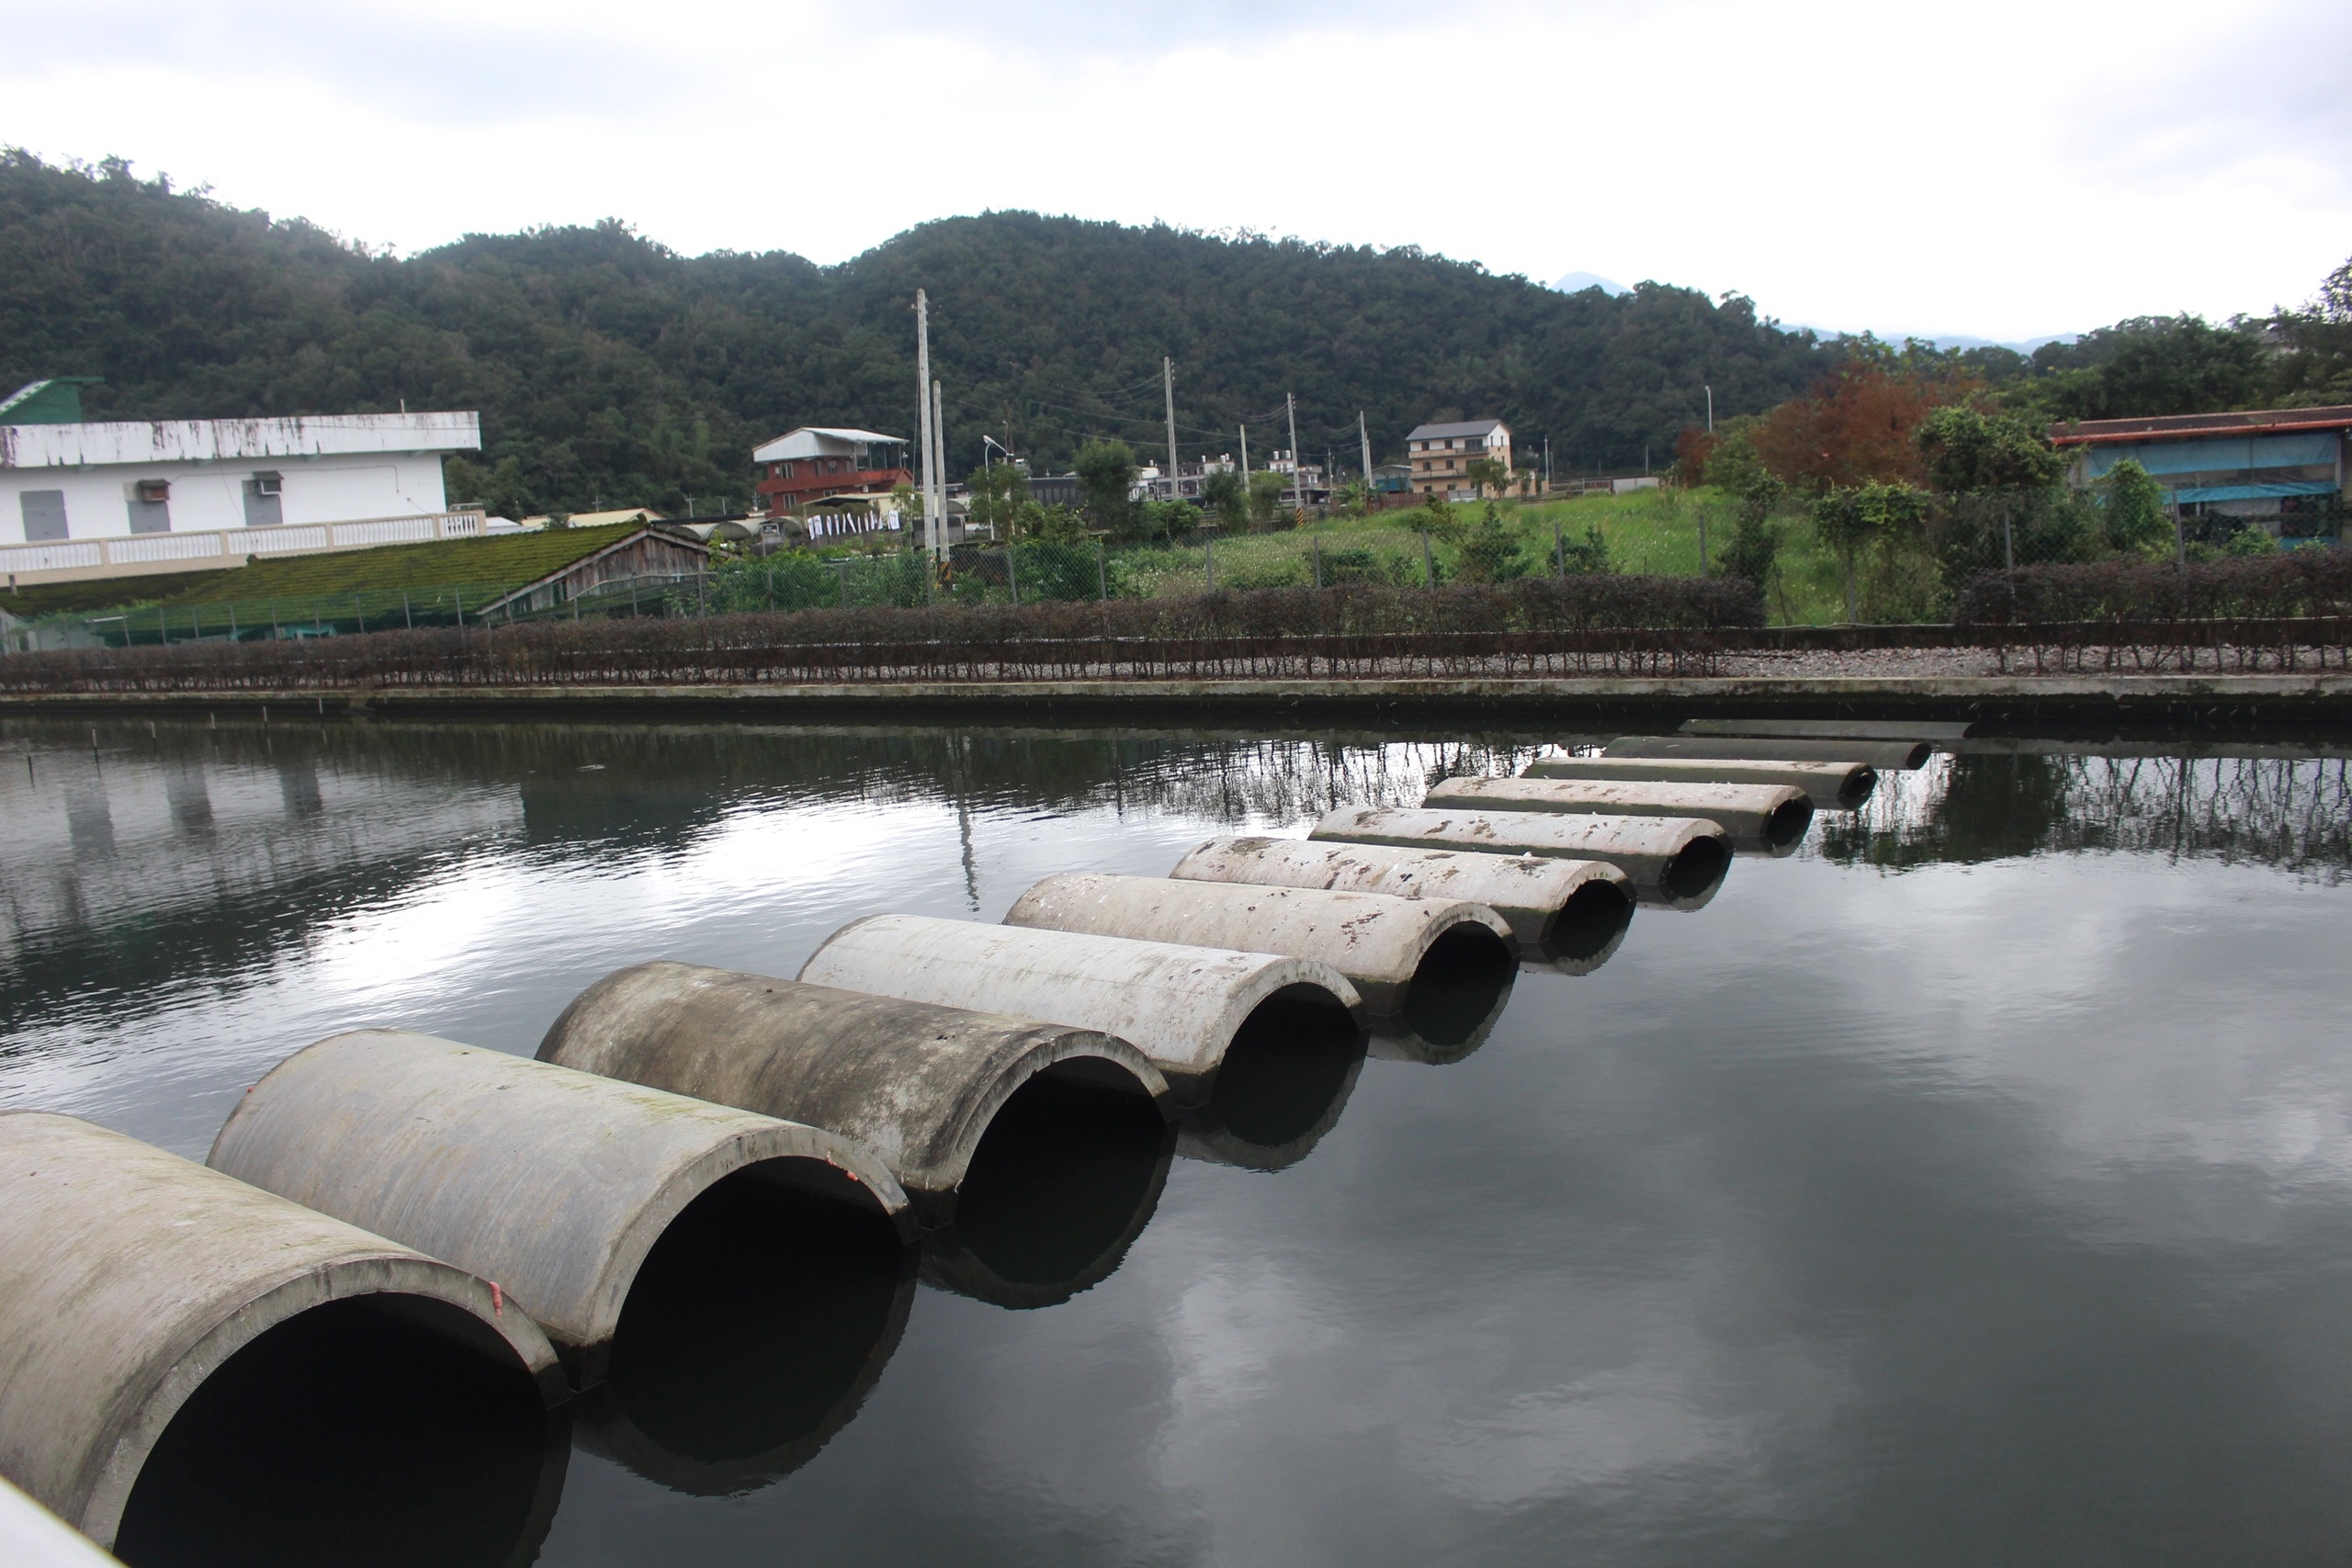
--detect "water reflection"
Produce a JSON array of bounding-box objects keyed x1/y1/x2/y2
[
  {"x1": 1182, "y1": 994, "x2": 1370, "y2": 1169},
  {"x1": 919, "y1": 1075, "x2": 1177, "y2": 1310},
  {"x1": 112, "y1": 1297, "x2": 565, "y2": 1568},
  {"x1": 587, "y1": 1172, "x2": 914, "y2": 1495}
]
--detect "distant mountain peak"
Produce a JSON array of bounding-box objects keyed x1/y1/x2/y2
[{"x1": 1552, "y1": 271, "x2": 1627, "y2": 297}]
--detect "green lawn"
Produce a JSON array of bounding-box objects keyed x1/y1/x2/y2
[{"x1": 159, "y1": 524, "x2": 643, "y2": 604}]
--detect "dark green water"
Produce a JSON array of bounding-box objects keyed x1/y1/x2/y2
[{"x1": 5, "y1": 716, "x2": 2350, "y2": 1566}]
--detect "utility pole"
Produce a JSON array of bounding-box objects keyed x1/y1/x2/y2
[
  {"x1": 915, "y1": 290, "x2": 938, "y2": 560},
  {"x1": 1704, "y1": 384, "x2": 1714, "y2": 434},
  {"x1": 1358, "y1": 411, "x2": 1374, "y2": 493},
  {"x1": 933, "y1": 379, "x2": 946, "y2": 558},
  {"x1": 1162, "y1": 357, "x2": 1179, "y2": 503},
  {"x1": 1285, "y1": 391, "x2": 1302, "y2": 515},
  {"x1": 1544, "y1": 437, "x2": 1552, "y2": 492},
  {"x1": 1238, "y1": 423, "x2": 1250, "y2": 489}
]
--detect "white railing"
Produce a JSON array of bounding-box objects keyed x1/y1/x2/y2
[{"x1": 0, "y1": 512, "x2": 487, "y2": 584}]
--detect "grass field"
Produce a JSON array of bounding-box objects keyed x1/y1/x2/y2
[{"x1": 158, "y1": 524, "x2": 642, "y2": 604}]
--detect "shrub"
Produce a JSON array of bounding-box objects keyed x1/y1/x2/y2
[
  {"x1": 1456, "y1": 503, "x2": 1529, "y2": 582},
  {"x1": 1551, "y1": 525, "x2": 1611, "y2": 576}
]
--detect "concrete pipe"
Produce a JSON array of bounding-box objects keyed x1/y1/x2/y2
[
  {"x1": 0, "y1": 1476, "x2": 117, "y2": 1567},
  {"x1": 1679, "y1": 717, "x2": 1970, "y2": 742},
  {"x1": 1168, "y1": 835, "x2": 1634, "y2": 963},
  {"x1": 1605, "y1": 734, "x2": 1932, "y2": 770},
  {"x1": 539, "y1": 962, "x2": 1171, "y2": 1227},
  {"x1": 1426, "y1": 775, "x2": 1813, "y2": 852},
  {"x1": 799, "y1": 914, "x2": 1363, "y2": 1100},
  {"x1": 575, "y1": 1199, "x2": 918, "y2": 1495},
  {"x1": 1523, "y1": 753, "x2": 1876, "y2": 810},
  {"x1": 1313, "y1": 805, "x2": 1732, "y2": 909},
  {"x1": 1004, "y1": 871, "x2": 1518, "y2": 1040},
  {"x1": 209, "y1": 1031, "x2": 911, "y2": 1377},
  {"x1": 0, "y1": 1111, "x2": 564, "y2": 1551},
  {"x1": 1176, "y1": 1042, "x2": 1366, "y2": 1173}
]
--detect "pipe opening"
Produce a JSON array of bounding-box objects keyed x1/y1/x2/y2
[
  {"x1": 1663, "y1": 836, "x2": 1733, "y2": 900},
  {"x1": 114, "y1": 1296, "x2": 556, "y2": 1568},
  {"x1": 1764, "y1": 798, "x2": 1815, "y2": 850},
  {"x1": 602, "y1": 1165, "x2": 909, "y2": 1485},
  {"x1": 1838, "y1": 767, "x2": 1880, "y2": 808},
  {"x1": 941, "y1": 1070, "x2": 1171, "y2": 1294},
  {"x1": 1210, "y1": 985, "x2": 1367, "y2": 1148},
  {"x1": 1399, "y1": 923, "x2": 1519, "y2": 1048},
  {"x1": 1540, "y1": 880, "x2": 1634, "y2": 964}
]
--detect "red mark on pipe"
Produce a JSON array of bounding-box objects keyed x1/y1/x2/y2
[{"x1": 490, "y1": 1282, "x2": 503, "y2": 1316}]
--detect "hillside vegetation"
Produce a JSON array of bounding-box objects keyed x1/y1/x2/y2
[{"x1": 2, "y1": 152, "x2": 1831, "y2": 519}]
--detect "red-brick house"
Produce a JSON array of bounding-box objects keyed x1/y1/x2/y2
[{"x1": 752, "y1": 427, "x2": 912, "y2": 517}]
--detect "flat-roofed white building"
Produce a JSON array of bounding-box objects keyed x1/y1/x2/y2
[{"x1": 0, "y1": 397, "x2": 484, "y2": 586}]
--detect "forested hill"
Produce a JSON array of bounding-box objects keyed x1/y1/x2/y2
[{"x1": 0, "y1": 152, "x2": 1832, "y2": 515}]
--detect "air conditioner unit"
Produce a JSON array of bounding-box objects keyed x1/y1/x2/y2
[
  {"x1": 250, "y1": 470, "x2": 283, "y2": 496},
  {"x1": 135, "y1": 479, "x2": 171, "y2": 502}
]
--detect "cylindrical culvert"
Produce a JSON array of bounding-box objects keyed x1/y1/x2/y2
[
  {"x1": 1168, "y1": 835, "x2": 1632, "y2": 954},
  {"x1": 1679, "y1": 717, "x2": 1968, "y2": 743},
  {"x1": 1312, "y1": 806, "x2": 1732, "y2": 910},
  {"x1": 0, "y1": 1111, "x2": 563, "y2": 1552},
  {"x1": 540, "y1": 962, "x2": 1171, "y2": 1228},
  {"x1": 798, "y1": 914, "x2": 1363, "y2": 1101},
  {"x1": 209, "y1": 1031, "x2": 910, "y2": 1380},
  {"x1": 1004, "y1": 871, "x2": 1516, "y2": 1023},
  {"x1": 1425, "y1": 776, "x2": 1815, "y2": 852},
  {"x1": 1607, "y1": 734, "x2": 1933, "y2": 770},
  {"x1": 575, "y1": 1184, "x2": 919, "y2": 1495},
  {"x1": 1523, "y1": 753, "x2": 1876, "y2": 810}
]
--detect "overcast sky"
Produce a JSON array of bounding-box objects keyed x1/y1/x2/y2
[{"x1": 5, "y1": 0, "x2": 2346, "y2": 343}]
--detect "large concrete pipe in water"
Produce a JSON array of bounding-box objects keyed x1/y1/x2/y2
[
  {"x1": 0, "y1": 1111, "x2": 564, "y2": 1555},
  {"x1": 575, "y1": 1193, "x2": 919, "y2": 1495},
  {"x1": 1176, "y1": 1044, "x2": 1367, "y2": 1173},
  {"x1": 1522, "y1": 753, "x2": 1876, "y2": 810},
  {"x1": 209, "y1": 1031, "x2": 910, "y2": 1382},
  {"x1": 539, "y1": 962, "x2": 1172, "y2": 1228},
  {"x1": 1003, "y1": 871, "x2": 1520, "y2": 1051},
  {"x1": 1605, "y1": 734, "x2": 1932, "y2": 770},
  {"x1": 1168, "y1": 835, "x2": 1634, "y2": 966},
  {"x1": 1679, "y1": 717, "x2": 1970, "y2": 742},
  {"x1": 1313, "y1": 805, "x2": 1733, "y2": 910},
  {"x1": 1424, "y1": 775, "x2": 1814, "y2": 853},
  {"x1": 799, "y1": 914, "x2": 1363, "y2": 1101},
  {"x1": 1, "y1": 1476, "x2": 117, "y2": 1567}
]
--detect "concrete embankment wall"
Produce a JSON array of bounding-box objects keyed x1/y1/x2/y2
[
  {"x1": 798, "y1": 914, "x2": 1362, "y2": 1097},
  {"x1": 1002, "y1": 872, "x2": 1513, "y2": 1016},
  {"x1": 1167, "y1": 836, "x2": 1629, "y2": 952},
  {"x1": 539, "y1": 963, "x2": 1171, "y2": 1224},
  {"x1": 209, "y1": 1031, "x2": 910, "y2": 1359},
  {"x1": 0, "y1": 1111, "x2": 562, "y2": 1547}
]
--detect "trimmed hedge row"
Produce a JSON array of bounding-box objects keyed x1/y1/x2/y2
[
  {"x1": 1955, "y1": 553, "x2": 2352, "y2": 672},
  {"x1": 0, "y1": 577, "x2": 1764, "y2": 693}
]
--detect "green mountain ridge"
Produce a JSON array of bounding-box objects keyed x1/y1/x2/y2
[{"x1": 2, "y1": 152, "x2": 1831, "y2": 516}]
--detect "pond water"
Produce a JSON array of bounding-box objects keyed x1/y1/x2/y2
[{"x1": 5, "y1": 716, "x2": 2351, "y2": 1567}]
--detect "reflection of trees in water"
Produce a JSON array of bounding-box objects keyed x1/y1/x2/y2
[{"x1": 1815, "y1": 753, "x2": 2352, "y2": 881}]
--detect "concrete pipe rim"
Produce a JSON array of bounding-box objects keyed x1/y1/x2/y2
[
  {"x1": 1536, "y1": 877, "x2": 1636, "y2": 964},
  {"x1": 80, "y1": 1258, "x2": 565, "y2": 1548},
  {"x1": 1663, "y1": 834, "x2": 1734, "y2": 901},
  {"x1": 1763, "y1": 798, "x2": 1815, "y2": 851},
  {"x1": 1836, "y1": 767, "x2": 1879, "y2": 808},
  {"x1": 922, "y1": 1032, "x2": 1174, "y2": 1229}
]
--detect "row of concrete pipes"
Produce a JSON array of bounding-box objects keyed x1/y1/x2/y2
[{"x1": 0, "y1": 716, "x2": 1961, "y2": 1560}]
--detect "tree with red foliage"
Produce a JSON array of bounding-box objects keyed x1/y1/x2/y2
[{"x1": 1752, "y1": 342, "x2": 1980, "y2": 494}]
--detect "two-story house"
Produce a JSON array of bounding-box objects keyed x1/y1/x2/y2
[{"x1": 1406, "y1": 419, "x2": 1512, "y2": 500}]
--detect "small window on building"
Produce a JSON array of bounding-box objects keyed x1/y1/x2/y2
[
  {"x1": 243, "y1": 473, "x2": 284, "y2": 527},
  {"x1": 20, "y1": 489, "x2": 69, "y2": 542},
  {"x1": 129, "y1": 478, "x2": 171, "y2": 536}
]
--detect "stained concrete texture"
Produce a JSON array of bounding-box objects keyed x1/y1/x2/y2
[
  {"x1": 1003, "y1": 871, "x2": 1513, "y2": 1017},
  {"x1": 1606, "y1": 734, "x2": 1931, "y2": 770},
  {"x1": 798, "y1": 914, "x2": 1362, "y2": 1099},
  {"x1": 1523, "y1": 752, "x2": 1877, "y2": 808},
  {"x1": 0, "y1": 1111, "x2": 561, "y2": 1548},
  {"x1": 1313, "y1": 805, "x2": 1732, "y2": 909},
  {"x1": 2, "y1": 1473, "x2": 121, "y2": 1565},
  {"x1": 209, "y1": 1032, "x2": 910, "y2": 1368},
  {"x1": 539, "y1": 963, "x2": 1171, "y2": 1226},
  {"x1": 1167, "y1": 835, "x2": 1630, "y2": 953},
  {"x1": 1679, "y1": 717, "x2": 1970, "y2": 742},
  {"x1": 1424, "y1": 775, "x2": 1815, "y2": 852}
]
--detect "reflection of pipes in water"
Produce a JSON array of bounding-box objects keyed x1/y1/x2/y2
[
  {"x1": 114, "y1": 1297, "x2": 569, "y2": 1568},
  {"x1": 581, "y1": 1175, "x2": 915, "y2": 1496},
  {"x1": 921, "y1": 1074, "x2": 1177, "y2": 1310},
  {"x1": 1384, "y1": 923, "x2": 1520, "y2": 1061},
  {"x1": 1182, "y1": 986, "x2": 1368, "y2": 1168}
]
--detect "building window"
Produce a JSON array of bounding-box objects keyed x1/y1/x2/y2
[
  {"x1": 20, "y1": 489, "x2": 69, "y2": 542},
  {"x1": 243, "y1": 472, "x2": 284, "y2": 527},
  {"x1": 130, "y1": 479, "x2": 171, "y2": 536}
]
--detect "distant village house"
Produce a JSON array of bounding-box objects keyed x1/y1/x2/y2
[{"x1": 1407, "y1": 419, "x2": 1512, "y2": 500}]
